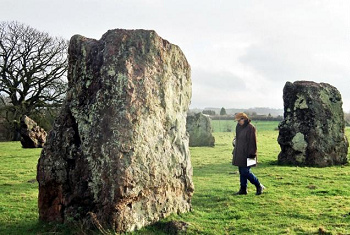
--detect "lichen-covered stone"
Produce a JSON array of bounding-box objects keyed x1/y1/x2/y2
[
  {"x1": 186, "y1": 113, "x2": 215, "y2": 147},
  {"x1": 20, "y1": 115, "x2": 47, "y2": 148},
  {"x1": 278, "y1": 81, "x2": 348, "y2": 166},
  {"x1": 37, "y1": 29, "x2": 194, "y2": 232}
]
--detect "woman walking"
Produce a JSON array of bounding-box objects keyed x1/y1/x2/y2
[{"x1": 232, "y1": 112, "x2": 265, "y2": 195}]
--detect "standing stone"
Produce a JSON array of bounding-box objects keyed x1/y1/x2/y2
[
  {"x1": 20, "y1": 115, "x2": 47, "y2": 148},
  {"x1": 278, "y1": 81, "x2": 348, "y2": 167},
  {"x1": 186, "y1": 112, "x2": 215, "y2": 147},
  {"x1": 37, "y1": 29, "x2": 194, "y2": 232}
]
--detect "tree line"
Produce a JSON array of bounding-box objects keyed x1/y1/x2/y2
[
  {"x1": 203, "y1": 107, "x2": 283, "y2": 121},
  {"x1": 0, "y1": 21, "x2": 68, "y2": 140}
]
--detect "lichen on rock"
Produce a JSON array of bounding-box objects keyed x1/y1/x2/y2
[
  {"x1": 20, "y1": 115, "x2": 47, "y2": 148},
  {"x1": 37, "y1": 29, "x2": 194, "y2": 232},
  {"x1": 291, "y1": 132, "x2": 307, "y2": 153},
  {"x1": 278, "y1": 81, "x2": 348, "y2": 167},
  {"x1": 186, "y1": 112, "x2": 215, "y2": 147}
]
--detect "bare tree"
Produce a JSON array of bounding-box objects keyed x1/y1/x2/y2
[{"x1": 0, "y1": 21, "x2": 68, "y2": 140}]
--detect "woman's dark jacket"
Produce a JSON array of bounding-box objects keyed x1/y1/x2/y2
[{"x1": 232, "y1": 120, "x2": 257, "y2": 167}]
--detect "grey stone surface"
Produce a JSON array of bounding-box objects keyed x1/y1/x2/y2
[
  {"x1": 37, "y1": 29, "x2": 194, "y2": 232},
  {"x1": 278, "y1": 81, "x2": 348, "y2": 166},
  {"x1": 186, "y1": 113, "x2": 215, "y2": 147},
  {"x1": 20, "y1": 115, "x2": 47, "y2": 148}
]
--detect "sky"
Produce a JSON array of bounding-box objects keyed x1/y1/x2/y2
[{"x1": 1, "y1": 0, "x2": 350, "y2": 111}]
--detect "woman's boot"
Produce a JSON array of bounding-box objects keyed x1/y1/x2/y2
[
  {"x1": 256, "y1": 184, "x2": 265, "y2": 195},
  {"x1": 235, "y1": 187, "x2": 247, "y2": 195}
]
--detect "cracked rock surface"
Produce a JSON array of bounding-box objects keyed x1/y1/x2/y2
[
  {"x1": 20, "y1": 115, "x2": 47, "y2": 148},
  {"x1": 278, "y1": 81, "x2": 348, "y2": 167},
  {"x1": 37, "y1": 29, "x2": 194, "y2": 232}
]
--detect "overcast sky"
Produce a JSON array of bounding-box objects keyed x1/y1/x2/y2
[{"x1": 1, "y1": 0, "x2": 350, "y2": 111}]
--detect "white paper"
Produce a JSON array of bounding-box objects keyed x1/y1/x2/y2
[{"x1": 247, "y1": 157, "x2": 257, "y2": 166}]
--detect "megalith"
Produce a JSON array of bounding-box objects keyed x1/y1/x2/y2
[
  {"x1": 20, "y1": 115, "x2": 47, "y2": 148},
  {"x1": 37, "y1": 29, "x2": 194, "y2": 232},
  {"x1": 278, "y1": 81, "x2": 348, "y2": 167},
  {"x1": 186, "y1": 112, "x2": 215, "y2": 147}
]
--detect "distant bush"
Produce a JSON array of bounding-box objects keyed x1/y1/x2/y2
[
  {"x1": 202, "y1": 110, "x2": 215, "y2": 116},
  {"x1": 211, "y1": 114, "x2": 283, "y2": 121}
]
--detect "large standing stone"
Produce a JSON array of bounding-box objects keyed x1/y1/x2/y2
[
  {"x1": 278, "y1": 81, "x2": 348, "y2": 167},
  {"x1": 37, "y1": 29, "x2": 194, "y2": 232},
  {"x1": 186, "y1": 112, "x2": 215, "y2": 147},
  {"x1": 20, "y1": 115, "x2": 47, "y2": 148}
]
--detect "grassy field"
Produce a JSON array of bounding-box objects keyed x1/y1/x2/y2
[
  {"x1": 211, "y1": 119, "x2": 280, "y2": 133},
  {"x1": 1, "y1": 121, "x2": 350, "y2": 234}
]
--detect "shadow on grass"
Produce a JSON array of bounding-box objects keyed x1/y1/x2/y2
[
  {"x1": 0, "y1": 216, "x2": 186, "y2": 235},
  {"x1": 0, "y1": 220, "x2": 73, "y2": 235},
  {"x1": 193, "y1": 159, "x2": 288, "y2": 178}
]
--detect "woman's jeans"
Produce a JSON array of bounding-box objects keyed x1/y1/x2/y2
[{"x1": 238, "y1": 166, "x2": 260, "y2": 188}]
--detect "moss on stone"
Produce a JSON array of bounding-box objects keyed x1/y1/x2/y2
[
  {"x1": 292, "y1": 132, "x2": 307, "y2": 152},
  {"x1": 278, "y1": 81, "x2": 348, "y2": 167},
  {"x1": 37, "y1": 29, "x2": 193, "y2": 232}
]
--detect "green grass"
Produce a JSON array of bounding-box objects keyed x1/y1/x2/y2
[
  {"x1": 0, "y1": 142, "x2": 42, "y2": 234},
  {"x1": 211, "y1": 119, "x2": 280, "y2": 132},
  {"x1": 1, "y1": 123, "x2": 350, "y2": 234}
]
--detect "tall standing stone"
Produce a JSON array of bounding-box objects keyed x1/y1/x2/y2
[
  {"x1": 37, "y1": 29, "x2": 194, "y2": 232},
  {"x1": 186, "y1": 112, "x2": 215, "y2": 147},
  {"x1": 278, "y1": 81, "x2": 348, "y2": 166}
]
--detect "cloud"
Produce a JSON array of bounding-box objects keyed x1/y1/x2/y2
[
  {"x1": 190, "y1": 68, "x2": 247, "y2": 108},
  {"x1": 234, "y1": 0, "x2": 350, "y2": 111},
  {"x1": 2, "y1": 0, "x2": 350, "y2": 111},
  {"x1": 192, "y1": 68, "x2": 246, "y2": 91},
  {"x1": 190, "y1": 67, "x2": 284, "y2": 109}
]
